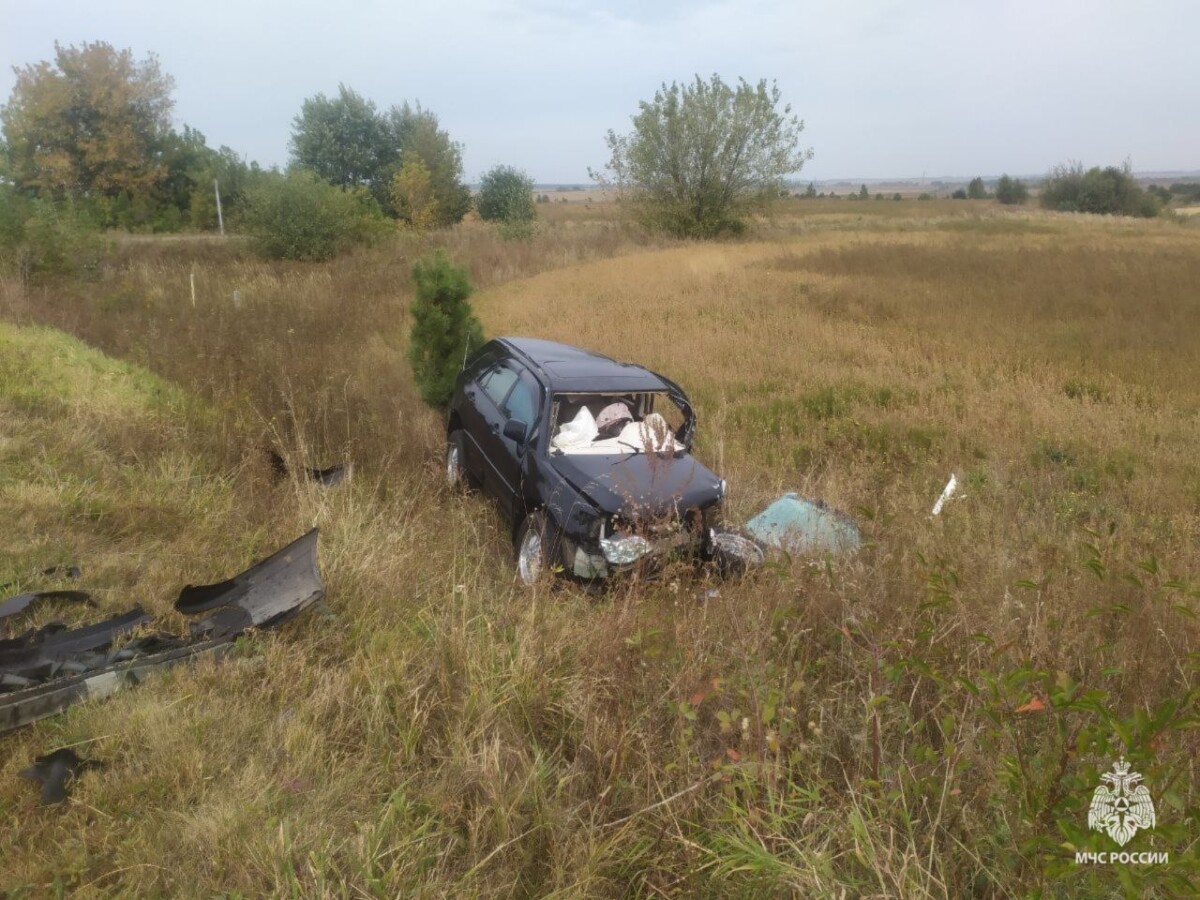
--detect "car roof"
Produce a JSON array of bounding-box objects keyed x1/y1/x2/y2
[{"x1": 498, "y1": 337, "x2": 671, "y2": 392}]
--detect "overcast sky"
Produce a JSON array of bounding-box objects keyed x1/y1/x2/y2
[{"x1": 2, "y1": 0, "x2": 1197, "y2": 183}]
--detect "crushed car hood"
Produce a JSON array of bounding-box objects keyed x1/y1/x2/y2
[{"x1": 550, "y1": 451, "x2": 722, "y2": 518}]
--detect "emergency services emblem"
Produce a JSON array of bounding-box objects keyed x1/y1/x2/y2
[{"x1": 1088, "y1": 758, "x2": 1156, "y2": 847}]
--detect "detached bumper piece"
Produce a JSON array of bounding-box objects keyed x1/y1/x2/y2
[
  {"x1": 0, "y1": 530, "x2": 323, "y2": 734},
  {"x1": 174, "y1": 528, "x2": 324, "y2": 638}
]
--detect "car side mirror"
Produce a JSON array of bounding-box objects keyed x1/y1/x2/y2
[{"x1": 503, "y1": 418, "x2": 528, "y2": 444}]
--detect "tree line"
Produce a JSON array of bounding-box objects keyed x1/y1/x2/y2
[
  {"x1": 1, "y1": 46, "x2": 817, "y2": 266},
  {"x1": 0, "y1": 42, "x2": 546, "y2": 269},
  {"x1": 4, "y1": 40, "x2": 1179, "y2": 274}
]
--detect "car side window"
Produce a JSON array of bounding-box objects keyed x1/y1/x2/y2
[
  {"x1": 503, "y1": 370, "x2": 541, "y2": 429},
  {"x1": 464, "y1": 345, "x2": 499, "y2": 381},
  {"x1": 479, "y1": 364, "x2": 519, "y2": 408}
]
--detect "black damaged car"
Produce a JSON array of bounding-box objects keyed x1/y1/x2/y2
[{"x1": 445, "y1": 337, "x2": 727, "y2": 584}]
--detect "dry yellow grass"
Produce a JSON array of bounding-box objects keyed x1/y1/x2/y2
[{"x1": 2, "y1": 204, "x2": 1199, "y2": 897}]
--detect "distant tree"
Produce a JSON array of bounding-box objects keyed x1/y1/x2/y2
[
  {"x1": 290, "y1": 91, "x2": 471, "y2": 226},
  {"x1": 917, "y1": 192, "x2": 935, "y2": 201},
  {"x1": 994, "y1": 174, "x2": 1028, "y2": 205},
  {"x1": 390, "y1": 157, "x2": 438, "y2": 231},
  {"x1": 408, "y1": 252, "x2": 484, "y2": 408},
  {"x1": 290, "y1": 85, "x2": 394, "y2": 201},
  {"x1": 592, "y1": 75, "x2": 812, "y2": 237},
  {"x1": 1040, "y1": 161, "x2": 1160, "y2": 217},
  {"x1": 967, "y1": 176, "x2": 988, "y2": 199},
  {"x1": 859, "y1": 183, "x2": 869, "y2": 199},
  {"x1": 388, "y1": 103, "x2": 472, "y2": 226},
  {"x1": 1, "y1": 41, "x2": 174, "y2": 201},
  {"x1": 477, "y1": 165, "x2": 536, "y2": 223},
  {"x1": 151, "y1": 125, "x2": 258, "y2": 232},
  {"x1": 0, "y1": 185, "x2": 106, "y2": 280},
  {"x1": 239, "y1": 170, "x2": 387, "y2": 260},
  {"x1": 154, "y1": 126, "x2": 214, "y2": 224},
  {"x1": 875, "y1": 193, "x2": 884, "y2": 201},
  {"x1": 803, "y1": 181, "x2": 817, "y2": 198},
  {"x1": 1146, "y1": 184, "x2": 1171, "y2": 205},
  {"x1": 1168, "y1": 182, "x2": 1200, "y2": 202},
  {"x1": 892, "y1": 192, "x2": 902, "y2": 201},
  {"x1": 951, "y1": 188, "x2": 968, "y2": 200}
]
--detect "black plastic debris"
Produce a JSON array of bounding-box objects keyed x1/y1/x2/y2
[
  {"x1": 20, "y1": 747, "x2": 104, "y2": 804},
  {"x1": 0, "y1": 564, "x2": 82, "y2": 594},
  {"x1": 2, "y1": 636, "x2": 236, "y2": 732},
  {"x1": 267, "y1": 449, "x2": 348, "y2": 487},
  {"x1": 1, "y1": 530, "x2": 323, "y2": 733},
  {"x1": 41, "y1": 564, "x2": 82, "y2": 581},
  {"x1": 0, "y1": 607, "x2": 150, "y2": 683},
  {"x1": 175, "y1": 529, "x2": 324, "y2": 637},
  {"x1": 0, "y1": 590, "x2": 93, "y2": 626}
]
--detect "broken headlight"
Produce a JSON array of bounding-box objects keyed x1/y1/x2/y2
[{"x1": 598, "y1": 524, "x2": 655, "y2": 565}]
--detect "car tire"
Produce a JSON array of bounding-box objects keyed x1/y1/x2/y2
[
  {"x1": 446, "y1": 431, "x2": 475, "y2": 490},
  {"x1": 515, "y1": 510, "x2": 556, "y2": 586}
]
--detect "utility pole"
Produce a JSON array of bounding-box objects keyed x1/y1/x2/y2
[{"x1": 214, "y1": 179, "x2": 225, "y2": 236}]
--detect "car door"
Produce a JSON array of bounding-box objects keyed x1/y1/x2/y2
[
  {"x1": 492, "y1": 367, "x2": 544, "y2": 519},
  {"x1": 454, "y1": 343, "x2": 501, "y2": 484},
  {"x1": 467, "y1": 361, "x2": 521, "y2": 505}
]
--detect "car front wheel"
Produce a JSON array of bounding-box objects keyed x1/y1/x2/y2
[
  {"x1": 446, "y1": 431, "x2": 471, "y2": 490},
  {"x1": 515, "y1": 510, "x2": 554, "y2": 586}
]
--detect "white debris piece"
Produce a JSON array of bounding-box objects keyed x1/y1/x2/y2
[{"x1": 931, "y1": 474, "x2": 958, "y2": 516}]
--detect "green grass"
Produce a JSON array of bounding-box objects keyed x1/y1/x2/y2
[{"x1": 2, "y1": 205, "x2": 1200, "y2": 897}]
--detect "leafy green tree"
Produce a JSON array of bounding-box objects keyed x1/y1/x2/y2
[
  {"x1": 150, "y1": 126, "x2": 256, "y2": 232},
  {"x1": 476, "y1": 165, "x2": 536, "y2": 223},
  {"x1": 290, "y1": 91, "x2": 471, "y2": 226},
  {"x1": 967, "y1": 176, "x2": 988, "y2": 199},
  {"x1": 408, "y1": 252, "x2": 484, "y2": 407},
  {"x1": 290, "y1": 85, "x2": 395, "y2": 200},
  {"x1": 0, "y1": 43, "x2": 254, "y2": 232},
  {"x1": 390, "y1": 157, "x2": 438, "y2": 231},
  {"x1": 592, "y1": 75, "x2": 812, "y2": 237},
  {"x1": 859, "y1": 184, "x2": 869, "y2": 200},
  {"x1": 388, "y1": 103, "x2": 472, "y2": 226},
  {"x1": 1146, "y1": 184, "x2": 1171, "y2": 205},
  {"x1": 1, "y1": 41, "x2": 175, "y2": 200},
  {"x1": 0, "y1": 185, "x2": 106, "y2": 280},
  {"x1": 238, "y1": 169, "x2": 387, "y2": 261},
  {"x1": 186, "y1": 145, "x2": 258, "y2": 231},
  {"x1": 1168, "y1": 182, "x2": 1200, "y2": 202},
  {"x1": 994, "y1": 174, "x2": 1028, "y2": 205},
  {"x1": 1040, "y1": 161, "x2": 1159, "y2": 217}
]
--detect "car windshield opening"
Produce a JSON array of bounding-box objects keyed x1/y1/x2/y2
[{"x1": 550, "y1": 392, "x2": 686, "y2": 455}]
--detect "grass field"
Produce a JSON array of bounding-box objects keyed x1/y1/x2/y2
[{"x1": 2, "y1": 201, "x2": 1199, "y2": 897}]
